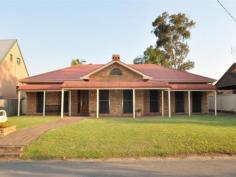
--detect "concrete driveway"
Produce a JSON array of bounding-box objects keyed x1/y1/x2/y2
[{"x1": 0, "y1": 159, "x2": 235, "y2": 177}]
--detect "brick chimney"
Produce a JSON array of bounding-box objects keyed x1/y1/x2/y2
[{"x1": 112, "y1": 54, "x2": 120, "y2": 61}]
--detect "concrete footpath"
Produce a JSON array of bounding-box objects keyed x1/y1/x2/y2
[{"x1": 0, "y1": 158, "x2": 235, "y2": 177}]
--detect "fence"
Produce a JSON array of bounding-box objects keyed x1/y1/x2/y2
[
  {"x1": 209, "y1": 94, "x2": 236, "y2": 113},
  {"x1": 0, "y1": 99, "x2": 18, "y2": 116}
]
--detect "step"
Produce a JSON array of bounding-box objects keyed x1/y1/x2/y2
[
  {"x1": 0, "y1": 145, "x2": 24, "y2": 153},
  {"x1": 0, "y1": 152, "x2": 21, "y2": 159}
]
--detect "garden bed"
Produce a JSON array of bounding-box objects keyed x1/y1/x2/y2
[{"x1": 0, "y1": 124, "x2": 16, "y2": 137}]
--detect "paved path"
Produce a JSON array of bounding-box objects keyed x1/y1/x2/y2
[
  {"x1": 0, "y1": 159, "x2": 235, "y2": 177},
  {"x1": 0, "y1": 118, "x2": 81, "y2": 146}
]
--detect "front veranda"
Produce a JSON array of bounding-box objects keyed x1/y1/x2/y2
[{"x1": 17, "y1": 88, "x2": 217, "y2": 118}]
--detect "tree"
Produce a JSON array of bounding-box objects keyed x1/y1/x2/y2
[
  {"x1": 143, "y1": 46, "x2": 170, "y2": 66},
  {"x1": 143, "y1": 12, "x2": 195, "y2": 71},
  {"x1": 71, "y1": 58, "x2": 86, "y2": 66}
]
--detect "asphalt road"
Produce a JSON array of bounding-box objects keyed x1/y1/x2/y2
[{"x1": 0, "y1": 159, "x2": 236, "y2": 177}]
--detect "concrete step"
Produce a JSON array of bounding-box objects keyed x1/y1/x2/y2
[
  {"x1": 0, "y1": 152, "x2": 21, "y2": 159},
  {"x1": 0, "y1": 145, "x2": 24, "y2": 153}
]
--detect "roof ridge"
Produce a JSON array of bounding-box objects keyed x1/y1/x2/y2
[
  {"x1": 0, "y1": 39, "x2": 17, "y2": 64},
  {"x1": 0, "y1": 39, "x2": 17, "y2": 41}
]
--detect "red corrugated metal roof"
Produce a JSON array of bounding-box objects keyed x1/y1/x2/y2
[
  {"x1": 62, "y1": 81, "x2": 170, "y2": 89},
  {"x1": 170, "y1": 84, "x2": 216, "y2": 90},
  {"x1": 21, "y1": 63, "x2": 215, "y2": 83},
  {"x1": 21, "y1": 64, "x2": 101, "y2": 83},
  {"x1": 131, "y1": 64, "x2": 214, "y2": 83}
]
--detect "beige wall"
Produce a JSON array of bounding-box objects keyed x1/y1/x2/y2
[{"x1": 0, "y1": 42, "x2": 28, "y2": 99}]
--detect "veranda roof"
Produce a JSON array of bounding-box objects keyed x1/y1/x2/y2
[
  {"x1": 18, "y1": 82, "x2": 216, "y2": 91},
  {"x1": 170, "y1": 84, "x2": 216, "y2": 90},
  {"x1": 18, "y1": 84, "x2": 62, "y2": 91},
  {"x1": 62, "y1": 81, "x2": 170, "y2": 89}
]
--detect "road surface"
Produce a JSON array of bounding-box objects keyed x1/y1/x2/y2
[{"x1": 0, "y1": 158, "x2": 235, "y2": 177}]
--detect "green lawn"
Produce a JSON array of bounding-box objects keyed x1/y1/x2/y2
[
  {"x1": 22, "y1": 115, "x2": 236, "y2": 159},
  {"x1": 8, "y1": 116, "x2": 60, "y2": 130}
]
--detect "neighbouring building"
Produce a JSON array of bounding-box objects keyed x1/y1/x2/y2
[
  {"x1": 211, "y1": 63, "x2": 236, "y2": 113},
  {"x1": 0, "y1": 40, "x2": 29, "y2": 115},
  {"x1": 216, "y1": 63, "x2": 236, "y2": 91},
  {"x1": 18, "y1": 54, "x2": 217, "y2": 118}
]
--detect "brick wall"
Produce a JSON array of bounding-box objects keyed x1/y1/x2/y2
[
  {"x1": 90, "y1": 63, "x2": 143, "y2": 81},
  {"x1": 201, "y1": 92, "x2": 209, "y2": 114},
  {"x1": 135, "y1": 90, "x2": 144, "y2": 116},
  {"x1": 26, "y1": 92, "x2": 61, "y2": 115},
  {"x1": 164, "y1": 91, "x2": 176, "y2": 116},
  {"x1": 71, "y1": 90, "x2": 78, "y2": 116},
  {"x1": 26, "y1": 92, "x2": 37, "y2": 115},
  {"x1": 89, "y1": 90, "x2": 97, "y2": 114},
  {"x1": 45, "y1": 92, "x2": 60, "y2": 105},
  {"x1": 26, "y1": 90, "x2": 210, "y2": 117},
  {"x1": 109, "y1": 90, "x2": 123, "y2": 116}
]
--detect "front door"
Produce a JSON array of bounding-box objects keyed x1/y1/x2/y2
[{"x1": 78, "y1": 90, "x2": 89, "y2": 116}]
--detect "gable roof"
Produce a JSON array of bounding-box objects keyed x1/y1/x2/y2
[
  {"x1": 215, "y1": 63, "x2": 236, "y2": 89},
  {"x1": 21, "y1": 62, "x2": 215, "y2": 84},
  {"x1": 80, "y1": 60, "x2": 152, "y2": 80},
  {"x1": 0, "y1": 39, "x2": 17, "y2": 64},
  {"x1": 0, "y1": 39, "x2": 29, "y2": 77}
]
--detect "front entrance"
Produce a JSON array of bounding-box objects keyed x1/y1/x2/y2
[{"x1": 78, "y1": 90, "x2": 89, "y2": 116}]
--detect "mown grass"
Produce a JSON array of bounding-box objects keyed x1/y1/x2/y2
[
  {"x1": 22, "y1": 115, "x2": 236, "y2": 159},
  {"x1": 7, "y1": 116, "x2": 60, "y2": 130}
]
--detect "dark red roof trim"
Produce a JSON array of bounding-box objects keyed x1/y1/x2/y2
[
  {"x1": 18, "y1": 84, "x2": 62, "y2": 91},
  {"x1": 62, "y1": 81, "x2": 170, "y2": 89}
]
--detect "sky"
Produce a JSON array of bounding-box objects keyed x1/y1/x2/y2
[{"x1": 0, "y1": 0, "x2": 236, "y2": 79}]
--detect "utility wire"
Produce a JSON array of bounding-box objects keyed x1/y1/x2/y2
[{"x1": 216, "y1": 0, "x2": 236, "y2": 23}]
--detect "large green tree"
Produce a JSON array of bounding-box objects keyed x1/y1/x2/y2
[
  {"x1": 71, "y1": 58, "x2": 86, "y2": 66},
  {"x1": 143, "y1": 12, "x2": 195, "y2": 71}
]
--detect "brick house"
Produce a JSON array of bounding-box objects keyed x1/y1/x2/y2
[{"x1": 18, "y1": 55, "x2": 217, "y2": 118}]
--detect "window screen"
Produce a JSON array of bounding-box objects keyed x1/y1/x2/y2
[
  {"x1": 123, "y1": 90, "x2": 133, "y2": 113},
  {"x1": 99, "y1": 90, "x2": 109, "y2": 113},
  {"x1": 36, "y1": 92, "x2": 43, "y2": 113},
  {"x1": 150, "y1": 90, "x2": 159, "y2": 112}
]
